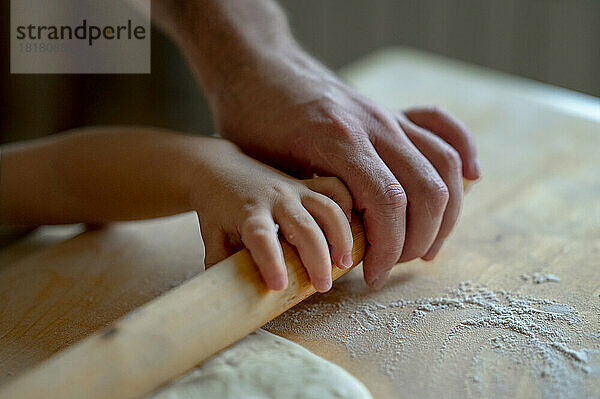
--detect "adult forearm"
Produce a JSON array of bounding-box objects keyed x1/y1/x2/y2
[
  {"x1": 153, "y1": 0, "x2": 324, "y2": 107},
  {"x1": 151, "y1": 0, "x2": 482, "y2": 289},
  {"x1": 0, "y1": 128, "x2": 212, "y2": 225}
]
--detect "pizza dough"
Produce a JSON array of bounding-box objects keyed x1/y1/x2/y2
[{"x1": 146, "y1": 329, "x2": 373, "y2": 399}]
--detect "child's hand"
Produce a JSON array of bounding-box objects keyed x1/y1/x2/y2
[{"x1": 190, "y1": 139, "x2": 353, "y2": 293}]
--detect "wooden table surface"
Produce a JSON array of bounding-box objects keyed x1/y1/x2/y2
[{"x1": 1, "y1": 47, "x2": 599, "y2": 398}]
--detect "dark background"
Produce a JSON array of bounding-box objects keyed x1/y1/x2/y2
[{"x1": 1, "y1": 0, "x2": 599, "y2": 144}]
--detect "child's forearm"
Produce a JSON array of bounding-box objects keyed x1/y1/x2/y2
[{"x1": 0, "y1": 127, "x2": 218, "y2": 225}]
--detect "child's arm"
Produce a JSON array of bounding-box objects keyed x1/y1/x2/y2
[
  {"x1": 0, "y1": 127, "x2": 353, "y2": 292},
  {"x1": 0, "y1": 127, "x2": 202, "y2": 225}
]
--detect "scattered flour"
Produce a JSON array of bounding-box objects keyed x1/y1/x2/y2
[
  {"x1": 267, "y1": 281, "x2": 598, "y2": 398},
  {"x1": 520, "y1": 272, "x2": 561, "y2": 284}
]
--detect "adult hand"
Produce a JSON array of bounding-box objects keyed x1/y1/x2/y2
[
  {"x1": 154, "y1": 0, "x2": 480, "y2": 288},
  {"x1": 210, "y1": 52, "x2": 480, "y2": 289}
]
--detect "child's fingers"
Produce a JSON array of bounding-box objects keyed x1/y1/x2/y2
[
  {"x1": 275, "y1": 202, "x2": 333, "y2": 293},
  {"x1": 240, "y1": 210, "x2": 288, "y2": 291},
  {"x1": 304, "y1": 176, "x2": 353, "y2": 220},
  {"x1": 301, "y1": 193, "x2": 354, "y2": 270}
]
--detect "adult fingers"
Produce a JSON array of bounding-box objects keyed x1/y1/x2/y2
[
  {"x1": 320, "y1": 140, "x2": 406, "y2": 289},
  {"x1": 240, "y1": 210, "x2": 288, "y2": 291},
  {"x1": 301, "y1": 191, "x2": 354, "y2": 270},
  {"x1": 398, "y1": 116, "x2": 463, "y2": 260},
  {"x1": 404, "y1": 107, "x2": 481, "y2": 180},
  {"x1": 371, "y1": 124, "x2": 449, "y2": 264},
  {"x1": 275, "y1": 201, "x2": 333, "y2": 293}
]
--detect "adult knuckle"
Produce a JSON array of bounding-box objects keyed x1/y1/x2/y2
[
  {"x1": 378, "y1": 183, "x2": 407, "y2": 212},
  {"x1": 323, "y1": 122, "x2": 364, "y2": 148},
  {"x1": 426, "y1": 181, "x2": 450, "y2": 209},
  {"x1": 306, "y1": 103, "x2": 354, "y2": 140}
]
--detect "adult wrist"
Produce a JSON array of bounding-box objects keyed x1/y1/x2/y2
[{"x1": 167, "y1": 0, "x2": 303, "y2": 108}]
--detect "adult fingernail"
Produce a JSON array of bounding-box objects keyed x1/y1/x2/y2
[
  {"x1": 472, "y1": 159, "x2": 481, "y2": 178},
  {"x1": 270, "y1": 274, "x2": 288, "y2": 291},
  {"x1": 423, "y1": 240, "x2": 444, "y2": 261},
  {"x1": 314, "y1": 277, "x2": 332, "y2": 292},
  {"x1": 370, "y1": 269, "x2": 391, "y2": 290},
  {"x1": 341, "y1": 253, "x2": 353, "y2": 269}
]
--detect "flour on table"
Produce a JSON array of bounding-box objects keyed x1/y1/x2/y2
[
  {"x1": 267, "y1": 281, "x2": 599, "y2": 398},
  {"x1": 145, "y1": 329, "x2": 373, "y2": 399},
  {"x1": 520, "y1": 272, "x2": 561, "y2": 284}
]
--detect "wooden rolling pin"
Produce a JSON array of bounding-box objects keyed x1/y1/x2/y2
[
  {"x1": 1, "y1": 214, "x2": 366, "y2": 399},
  {"x1": 2, "y1": 179, "x2": 472, "y2": 398}
]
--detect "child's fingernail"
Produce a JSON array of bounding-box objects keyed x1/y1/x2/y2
[
  {"x1": 314, "y1": 278, "x2": 332, "y2": 292},
  {"x1": 341, "y1": 253, "x2": 353, "y2": 269}
]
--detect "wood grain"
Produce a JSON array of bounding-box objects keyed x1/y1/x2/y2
[
  {"x1": 0, "y1": 215, "x2": 365, "y2": 399},
  {"x1": 265, "y1": 48, "x2": 600, "y2": 398},
  {"x1": 1, "y1": 48, "x2": 599, "y2": 398}
]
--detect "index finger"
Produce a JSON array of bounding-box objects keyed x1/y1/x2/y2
[{"x1": 404, "y1": 107, "x2": 481, "y2": 181}]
